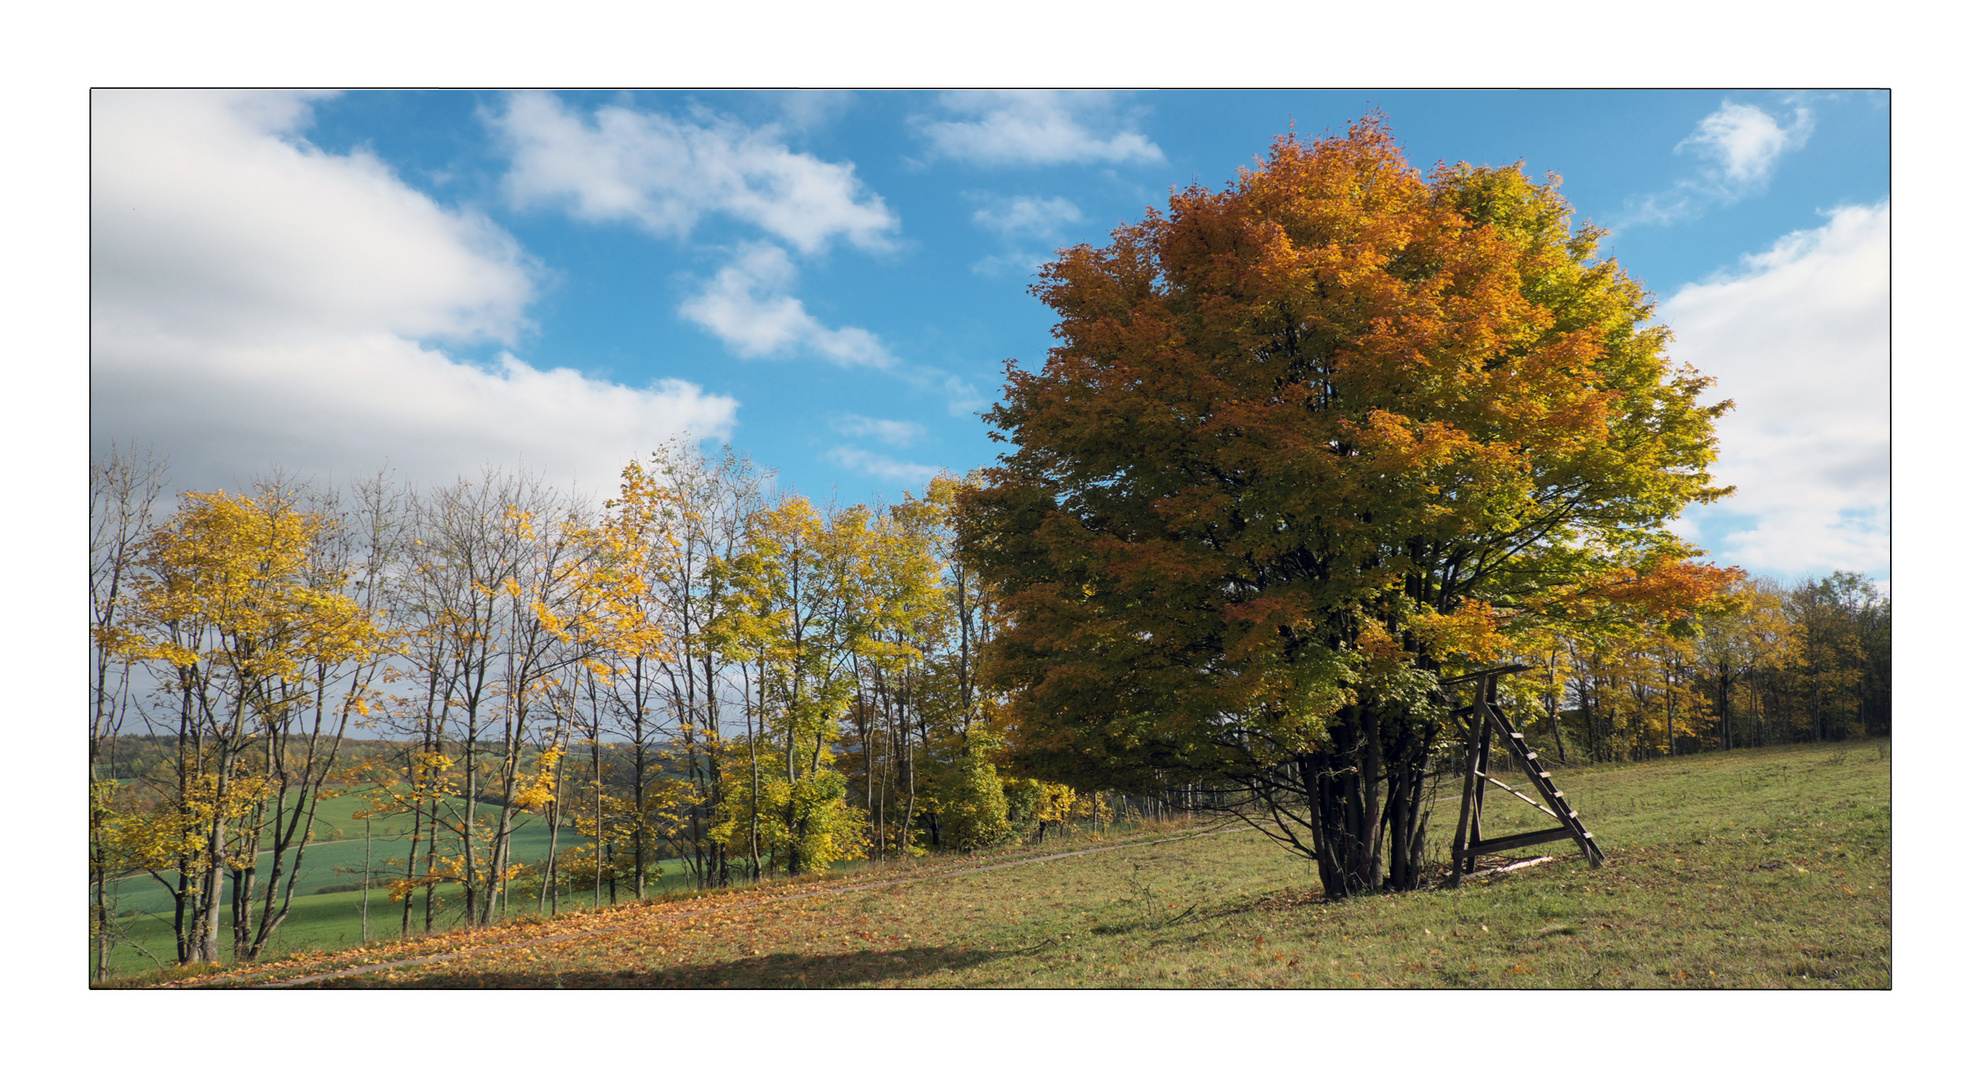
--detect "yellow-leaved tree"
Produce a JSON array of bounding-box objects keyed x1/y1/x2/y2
[
  {"x1": 108, "y1": 484, "x2": 377, "y2": 964},
  {"x1": 710, "y1": 495, "x2": 878, "y2": 876}
]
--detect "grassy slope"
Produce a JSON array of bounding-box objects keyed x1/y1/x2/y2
[{"x1": 126, "y1": 740, "x2": 1891, "y2": 989}]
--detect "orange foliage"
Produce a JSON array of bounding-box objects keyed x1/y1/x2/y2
[
  {"x1": 962, "y1": 115, "x2": 1730, "y2": 797},
  {"x1": 1409, "y1": 597, "x2": 1510, "y2": 663},
  {"x1": 1587, "y1": 558, "x2": 1745, "y2": 624}
]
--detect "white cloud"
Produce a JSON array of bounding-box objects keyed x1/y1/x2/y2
[
  {"x1": 678, "y1": 247, "x2": 985, "y2": 416},
  {"x1": 1620, "y1": 100, "x2": 1815, "y2": 227},
  {"x1": 918, "y1": 91, "x2": 1163, "y2": 167},
  {"x1": 91, "y1": 90, "x2": 737, "y2": 499},
  {"x1": 972, "y1": 194, "x2": 1083, "y2": 238},
  {"x1": 95, "y1": 338, "x2": 738, "y2": 499},
  {"x1": 830, "y1": 413, "x2": 924, "y2": 446},
  {"x1": 494, "y1": 91, "x2": 897, "y2": 254},
  {"x1": 826, "y1": 446, "x2": 941, "y2": 488},
  {"x1": 1666, "y1": 203, "x2": 1890, "y2": 579},
  {"x1": 496, "y1": 92, "x2": 927, "y2": 391},
  {"x1": 1679, "y1": 101, "x2": 1813, "y2": 193},
  {"x1": 678, "y1": 244, "x2": 898, "y2": 369},
  {"x1": 93, "y1": 90, "x2": 536, "y2": 345}
]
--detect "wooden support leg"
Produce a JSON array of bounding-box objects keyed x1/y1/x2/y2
[
  {"x1": 1467, "y1": 699, "x2": 1491, "y2": 873},
  {"x1": 1449, "y1": 676, "x2": 1492, "y2": 883}
]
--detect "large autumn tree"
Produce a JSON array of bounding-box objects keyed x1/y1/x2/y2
[{"x1": 959, "y1": 119, "x2": 1731, "y2": 897}]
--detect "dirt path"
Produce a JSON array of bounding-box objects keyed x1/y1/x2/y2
[{"x1": 168, "y1": 824, "x2": 1252, "y2": 989}]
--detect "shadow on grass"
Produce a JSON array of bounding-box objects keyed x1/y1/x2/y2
[{"x1": 317, "y1": 944, "x2": 1005, "y2": 989}]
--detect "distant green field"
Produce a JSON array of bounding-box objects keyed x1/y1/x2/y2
[{"x1": 92, "y1": 795, "x2": 713, "y2": 979}]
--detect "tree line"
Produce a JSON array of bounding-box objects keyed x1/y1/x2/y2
[
  {"x1": 1505, "y1": 570, "x2": 1889, "y2": 764},
  {"x1": 88, "y1": 441, "x2": 1115, "y2": 978}
]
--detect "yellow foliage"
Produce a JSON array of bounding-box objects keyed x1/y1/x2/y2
[
  {"x1": 1407, "y1": 597, "x2": 1509, "y2": 664},
  {"x1": 511, "y1": 746, "x2": 564, "y2": 814},
  {"x1": 1033, "y1": 781, "x2": 1079, "y2": 825},
  {"x1": 126, "y1": 489, "x2": 378, "y2": 678},
  {"x1": 1070, "y1": 790, "x2": 1115, "y2": 826}
]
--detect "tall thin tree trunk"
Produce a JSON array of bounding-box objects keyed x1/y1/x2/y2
[
  {"x1": 543, "y1": 737, "x2": 567, "y2": 916},
  {"x1": 1357, "y1": 704, "x2": 1382, "y2": 890},
  {"x1": 749, "y1": 660, "x2": 764, "y2": 881},
  {"x1": 360, "y1": 815, "x2": 371, "y2": 945},
  {"x1": 591, "y1": 734, "x2": 604, "y2": 908}
]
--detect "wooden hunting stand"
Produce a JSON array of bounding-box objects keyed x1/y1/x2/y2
[{"x1": 1447, "y1": 665, "x2": 1605, "y2": 884}]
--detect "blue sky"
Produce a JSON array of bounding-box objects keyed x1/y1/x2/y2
[{"x1": 90, "y1": 89, "x2": 1889, "y2": 582}]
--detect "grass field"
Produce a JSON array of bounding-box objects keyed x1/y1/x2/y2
[{"x1": 117, "y1": 739, "x2": 1890, "y2": 989}]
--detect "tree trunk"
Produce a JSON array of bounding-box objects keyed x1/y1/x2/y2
[
  {"x1": 1356, "y1": 705, "x2": 1383, "y2": 889},
  {"x1": 542, "y1": 739, "x2": 567, "y2": 916},
  {"x1": 360, "y1": 815, "x2": 372, "y2": 944}
]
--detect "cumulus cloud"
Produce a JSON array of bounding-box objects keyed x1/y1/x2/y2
[
  {"x1": 1665, "y1": 203, "x2": 1890, "y2": 578},
  {"x1": 677, "y1": 247, "x2": 985, "y2": 415},
  {"x1": 1679, "y1": 101, "x2": 1813, "y2": 194},
  {"x1": 96, "y1": 339, "x2": 737, "y2": 500},
  {"x1": 94, "y1": 90, "x2": 536, "y2": 346},
  {"x1": 1621, "y1": 100, "x2": 1815, "y2": 227},
  {"x1": 493, "y1": 91, "x2": 897, "y2": 254},
  {"x1": 91, "y1": 91, "x2": 736, "y2": 499},
  {"x1": 830, "y1": 413, "x2": 924, "y2": 446},
  {"x1": 495, "y1": 91, "x2": 921, "y2": 384},
  {"x1": 917, "y1": 92, "x2": 1163, "y2": 167},
  {"x1": 678, "y1": 244, "x2": 898, "y2": 369},
  {"x1": 826, "y1": 446, "x2": 941, "y2": 488}
]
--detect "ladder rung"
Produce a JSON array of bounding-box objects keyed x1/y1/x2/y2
[{"x1": 1479, "y1": 776, "x2": 1571, "y2": 827}]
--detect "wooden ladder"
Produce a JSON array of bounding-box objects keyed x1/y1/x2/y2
[{"x1": 1447, "y1": 666, "x2": 1605, "y2": 882}]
